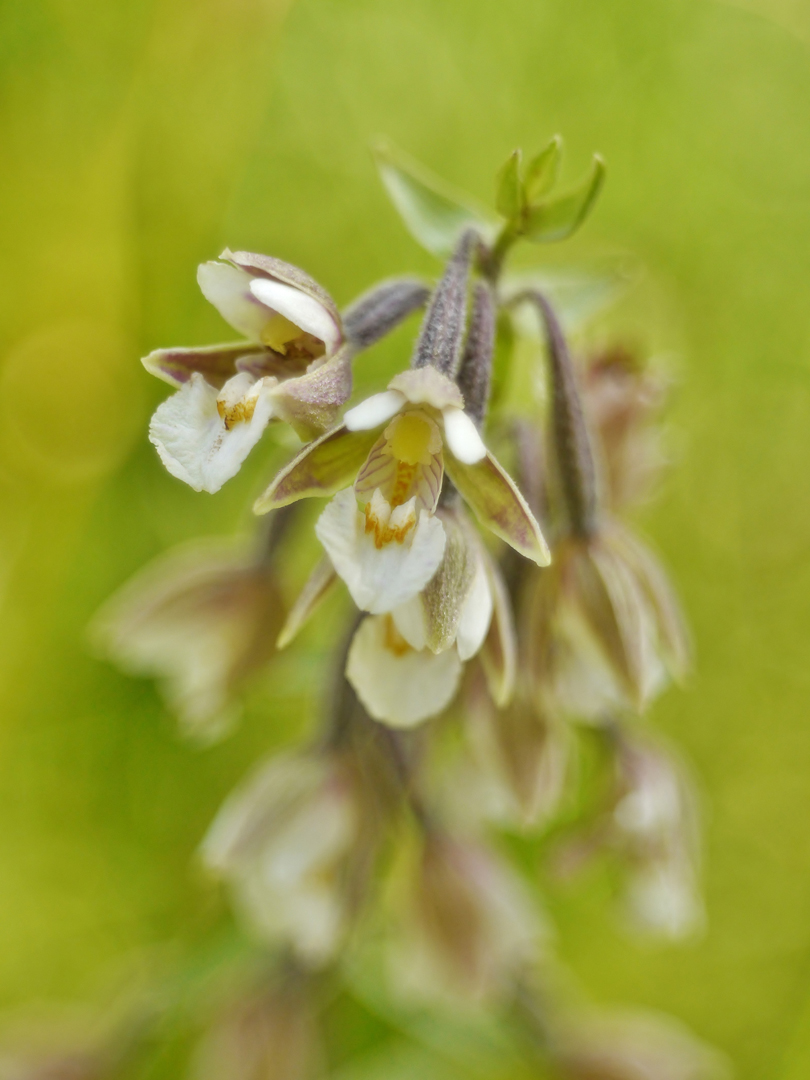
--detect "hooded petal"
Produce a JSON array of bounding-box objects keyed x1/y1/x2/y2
[
  {"x1": 269, "y1": 345, "x2": 354, "y2": 441},
  {"x1": 315, "y1": 488, "x2": 446, "y2": 614},
  {"x1": 346, "y1": 615, "x2": 462, "y2": 728},
  {"x1": 198, "y1": 261, "x2": 273, "y2": 342},
  {"x1": 445, "y1": 451, "x2": 551, "y2": 566},
  {"x1": 254, "y1": 425, "x2": 379, "y2": 513},
  {"x1": 149, "y1": 373, "x2": 277, "y2": 493},
  {"x1": 441, "y1": 406, "x2": 487, "y2": 465},
  {"x1": 344, "y1": 389, "x2": 405, "y2": 431},
  {"x1": 249, "y1": 277, "x2": 342, "y2": 355},
  {"x1": 142, "y1": 341, "x2": 269, "y2": 389}
]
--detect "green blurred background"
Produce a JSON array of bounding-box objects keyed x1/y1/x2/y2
[{"x1": 2, "y1": 0, "x2": 810, "y2": 1074}]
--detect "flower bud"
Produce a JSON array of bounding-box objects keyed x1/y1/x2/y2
[
  {"x1": 412, "y1": 229, "x2": 477, "y2": 376},
  {"x1": 342, "y1": 277, "x2": 430, "y2": 350}
]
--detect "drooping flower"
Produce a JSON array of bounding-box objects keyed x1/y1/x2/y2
[
  {"x1": 90, "y1": 534, "x2": 286, "y2": 743},
  {"x1": 582, "y1": 344, "x2": 669, "y2": 511},
  {"x1": 523, "y1": 522, "x2": 689, "y2": 721},
  {"x1": 343, "y1": 505, "x2": 497, "y2": 727},
  {"x1": 549, "y1": 1007, "x2": 729, "y2": 1080},
  {"x1": 257, "y1": 365, "x2": 549, "y2": 619},
  {"x1": 192, "y1": 981, "x2": 321, "y2": 1080},
  {"x1": 201, "y1": 751, "x2": 362, "y2": 964},
  {"x1": 391, "y1": 831, "x2": 542, "y2": 1003},
  {"x1": 466, "y1": 676, "x2": 570, "y2": 828},
  {"x1": 611, "y1": 736, "x2": 703, "y2": 938},
  {"x1": 145, "y1": 250, "x2": 349, "y2": 493}
]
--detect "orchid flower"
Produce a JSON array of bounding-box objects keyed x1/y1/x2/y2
[
  {"x1": 257, "y1": 366, "x2": 549, "y2": 622},
  {"x1": 144, "y1": 249, "x2": 348, "y2": 493}
]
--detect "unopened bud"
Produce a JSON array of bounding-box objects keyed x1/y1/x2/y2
[
  {"x1": 412, "y1": 229, "x2": 478, "y2": 376},
  {"x1": 343, "y1": 278, "x2": 430, "y2": 350},
  {"x1": 456, "y1": 281, "x2": 495, "y2": 426},
  {"x1": 516, "y1": 292, "x2": 600, "y2": 538}
]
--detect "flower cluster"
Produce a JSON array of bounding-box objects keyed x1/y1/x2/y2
[{"x1": 85, "y1": 141, "x2": 725, "y2": 1080}]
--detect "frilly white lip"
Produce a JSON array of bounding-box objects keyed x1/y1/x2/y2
[
  {"x1": 149, "y1": 372, "x2": 278, "y2": 493},
  {"x1": 315, "y1": 488, "x2": 447, "y2": 614}
]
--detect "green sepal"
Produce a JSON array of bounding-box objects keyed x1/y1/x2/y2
[
  {"x1": 524, "y1": 136, "x2": 562, "y2": 202},
  {"x1": 495, "y1": 149, "x2": 523, "y2": 221},
  {"x1": 373, "y1": 139, "x2": 497, "y2": 257},
  {"x1": 525, "y1": 154, "x2": 605, "y2": 243}
]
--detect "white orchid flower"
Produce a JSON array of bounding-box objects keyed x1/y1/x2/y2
[
  {"x1": 344, "y1": 508, "x2": 501, "y2": 728},
  {"x1": 202, "y1": 752, "x2": 359, "y2": 963},
  {"x1": 89, "y1": 537, "x2": 285, "y2": 743},
  {"x1": 256, "y1": 366, "x2": 549, "y2": 617},
  {"x1": 143, "y1": 250, "x2": 349, "y2": 493}
]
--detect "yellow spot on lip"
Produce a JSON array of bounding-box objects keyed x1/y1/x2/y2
[
  {"x1": 364, "y1": 500, "x2": 417, "y2": 548},
  {"x1": 216, "y1": 397, "x2": 257, "y2": 430},
  {"x1": 383, "y1": 614, "x2": 413, "y2": 657}
]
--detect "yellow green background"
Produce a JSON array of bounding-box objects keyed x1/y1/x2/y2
[{"x1": 2, "y1": 0, "x2": 810, "y2": 1075}]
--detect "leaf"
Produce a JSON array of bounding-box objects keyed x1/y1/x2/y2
[
  {"x1": 495, "y1": 148, "x2": 523, "y2": 220},
  {"x1": 525, "y1": 154, "x2": 606, "y2": 243},
  {"x1": 373, "y1": 139, "x2": 497, "y2": 257},
  {"x1": 524, "y1": 135, "x2": 562, "y2": 202}
]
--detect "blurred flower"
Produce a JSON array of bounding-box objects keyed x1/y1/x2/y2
[
  {"x1": 523, "y1": 523, "x2": 689, "y2": 721},
  {"x1": 553, "y1": 734, "x2": 702, "y2": 940},
  {"x1": 582, "y1": 345, "x2": 669, "y2": 510},
  {"x1": 145, "y1": 249, "x2": 349, "y2": 492},
  {"x1": 612, "y1": 736, "x2": 703, "y2": 938},
  {"x1": 202, "y1": 751, "x2": 363, "y2": 964},
  {"x1": 91, "y1": 534, "x2": 285, "y2": 742},
  {"x1": 258, "y1": 366, "x2": 548, "y2": 618},
  {"x1": 393, "y1": 831, "x2": 542, "y2": 1003},
  {"x1": 192, "y1": 982, "x2": 320, "y2": 1080},
  {"x1": 344, "y1": 507, "x2": 499, "y2": 727},
  {"x1": 466, "y1": 674, "x2": 569, "y2": 827},
  {"x1": 550, "y1": 1008, "x2": 729, "y2": 1080}
]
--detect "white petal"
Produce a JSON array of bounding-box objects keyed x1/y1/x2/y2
[
  {"x1": 391, "y1": 595, "x2": 428, "y2": 651},
  {"x1": 149, "y1": 373, "x2": 276, "y2": 493},
  {"x1": 249, "y1": 277, "x2": 342, "y2": 354},
  {"x1": 315, "y1": 489, "x2": 446, "y2": 613},
  {"x1": 346, "y1": 616, "x2": 463, "y2": 728},
  {"x1": 442, "y1": 407, "x2": 487, "y2": 464},
  {"x1": 343, "y1": 390, "x2": 405, "y2": 431},
  {"x1": 197, "y1": 261, "x2": 271, "y2": 342},
  {"x1": 455, "y1": 555, "x2": 493, "y2": 660}
]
